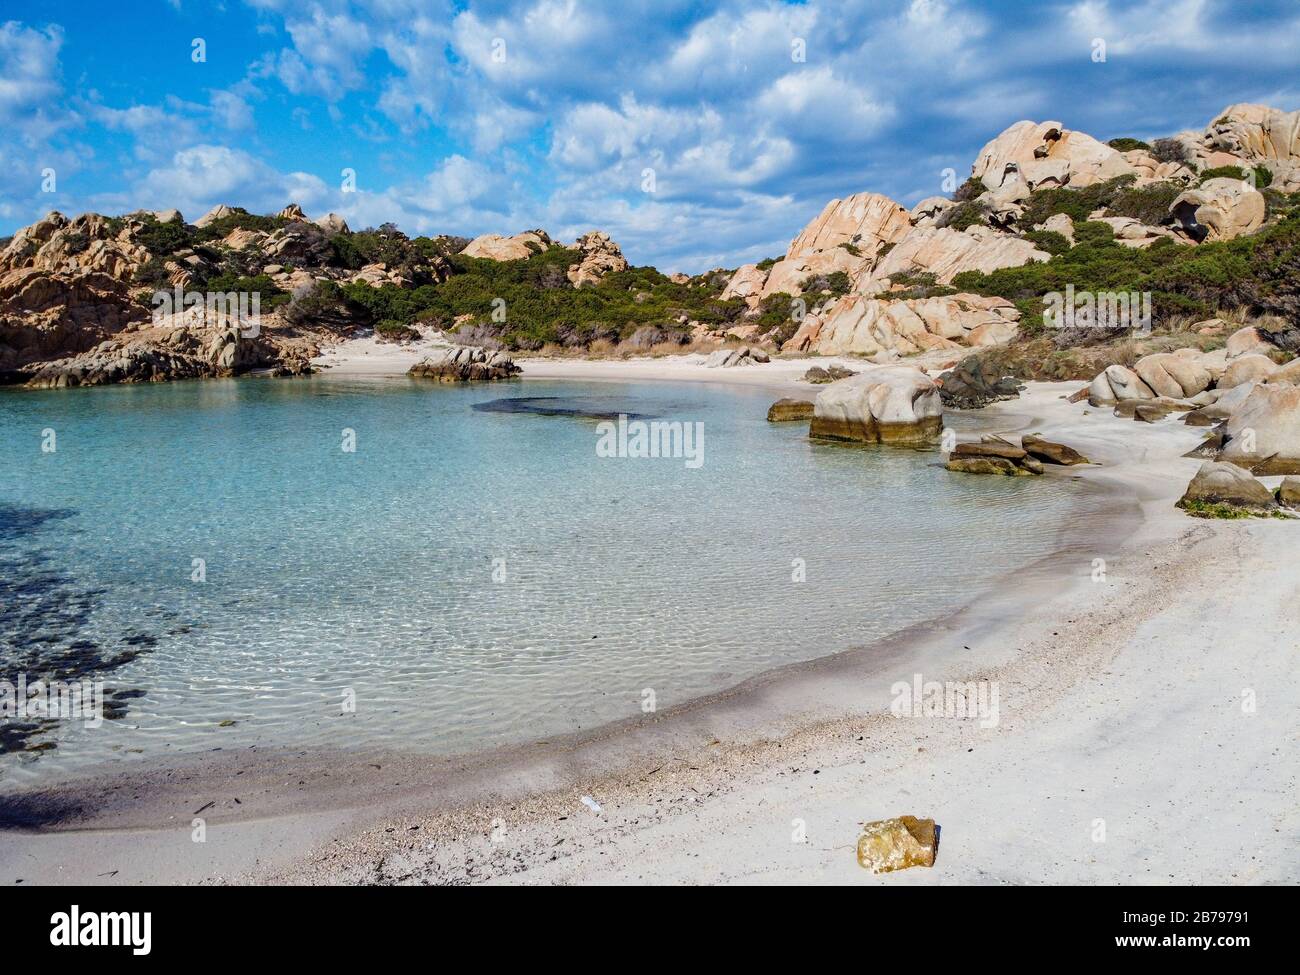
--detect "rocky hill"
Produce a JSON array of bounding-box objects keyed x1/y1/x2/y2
[
  {"x1": 723, "y1": 102, "x2": 1300, "y2": 358},
  {"x1": 2, "y1": 102, "x2": 1298, "y2": 390}
]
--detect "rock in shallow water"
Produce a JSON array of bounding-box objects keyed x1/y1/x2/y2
[
  {"x1": 766, "y1": 398, "x2": 815, "y2": 422},
  {"x1": 946, "y1": 441, "x2": 1043, "y2": 475},
  {"x1": 809, "y1": 366, "x2": 943, "y2": 444},
  {"x1": 857, "y1": 815, "x2": 938, "y2": 873}
]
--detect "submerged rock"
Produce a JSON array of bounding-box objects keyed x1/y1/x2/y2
[
  {"x1": 856, "y1": 815, "x2": 938, "y2": 873},
  {"x1": 766, "y1": 398, "x2": 815, "y2": 422},
  {"x1": 809, "y1": 366, "x2": 943, "y2": 444},
  {"x1": 408, "y1": 346, "x2": 521, "y2": 382}
]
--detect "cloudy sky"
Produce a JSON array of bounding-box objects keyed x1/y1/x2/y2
[{"x1": 2, "y1": 0, "x2": 1298, "y2": 272}]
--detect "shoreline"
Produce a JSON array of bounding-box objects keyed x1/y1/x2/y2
[{"x1": 2, "y1": 362, "x2": 1295, "y2": 885}]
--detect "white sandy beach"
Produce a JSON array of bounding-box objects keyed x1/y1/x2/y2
[{"x1": 2, "y1": 356, "x2": 1296, "y2": 886}]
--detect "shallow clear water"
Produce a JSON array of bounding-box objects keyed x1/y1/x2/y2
[{"x1": 0, "y1": 375, "x2": 1099, "y2": 785}]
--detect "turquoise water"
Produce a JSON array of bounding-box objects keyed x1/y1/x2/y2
[{"x1": 0, "y1": 375, "x2": 1098, "y2": 784}]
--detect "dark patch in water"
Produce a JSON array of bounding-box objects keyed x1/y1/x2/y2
[
  {"x1": 473, "y1": 396, "x2": 655, "y2": 421},
  {"x1": 0, "y1": 502, "x2": 161, "y2": 758}
]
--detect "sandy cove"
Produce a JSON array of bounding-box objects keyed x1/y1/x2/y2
[{"x1": 1, "y1": 357, "x2": 1296, "y2": 885}]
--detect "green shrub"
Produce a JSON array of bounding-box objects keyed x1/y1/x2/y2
[
  {"x1": 952, "y1": 176, "x2": 985, "y2": 202},
  {"x1": 937, "y1": 199, "x2": 990, "y2": 231},
  {"x1": 1021, "y1": 229, "x2": 1071, "y2": 256},
  {"x1": 1152, "y1": 138, "x2": 1191, "y2": 165},
  {"x1": 1106, "y1": 181, "x2": 1182, "y2": 225},
  {"x1": 1198, "y1": 165, "x2": 1249, "y2": 184},
  {"x1": 1107, "y1": 138, "x2": 1152, "y2": 152}
]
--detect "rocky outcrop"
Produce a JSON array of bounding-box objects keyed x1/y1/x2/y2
[
  {"x1": 784, "y1": 293, "x2": 1020, "y2": 357},
  {"x1": 754, "y1": 192, "x2": 913, "y2": 300},
  {"x1": 314, "y1": 212, "x2": 350, "y2": 236},
  {"x1": 972, "y1": 120, "x2": 1135, "y2": 191},
  {"x1": 1177, "y1": 461, "x2": 1278, "y2": 513},
  {"x1": 1218, "y1": 383, "x2": 1300, "y2": 474},
  {"x1": 24, "y1": 327, "x2": 270, "y2": 389},
  {"x1": 460, "y1": 230, "x2": 552, "y2": 261},
  {"x1": 719, "y1": 263, "x2": 768, "y2": 302},
  {"x1": 936, "y1": 355, "x2": 1024, "y2": 409},
  {"x1": 194, "y1": 204, "x2": 236, "y2": 228},
  {"x1": 1202, "y1": 104, "x2": 1300, "y2": 192},
  {"x1": 865, "y1": 226, "x2": 1050, "y2": 290},
  {"x1": 766, "y1": 398, "x2": 815, "y2": 422},
  {"x1": 704, "y1": 346, "x2": 769, "y2": 368},
  {"x1": 566, "y1": 232, "x2": 628, "y2": 287},
  {"x1": 407, "y1": 346, "x2": 521, "y2": 381},
  {"x1": 809, "y1": 366, "x2": 943, "y2": 444},
  {"x1": 1277, "y1": 477, "x2": 1300, "y2": 507},
  {"x1": 1169, "y1": 177, "x2": 1266, "y2": 243},
  {"x1": 0, "y1": 267, "x2": 146, "y2": 370}
]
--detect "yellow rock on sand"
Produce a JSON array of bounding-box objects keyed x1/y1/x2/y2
[{"x1": 856, "y1": 815, "x2": 939, "y2": 873}]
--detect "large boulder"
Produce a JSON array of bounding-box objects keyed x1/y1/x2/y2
[
  {"x1": 1218, "y1": 383, "x2": 1300, "y2": 474},
  {"x1": 719, "y1": 263, "x2": 768, "y2": 303},
  {"x1": 1177, "y1": 461, "x2": 1277, "y2": 512},
  {"x1": 1169, "y1": 177, "x2": 1266, "y2": 242},
  {"x1": 460, "y1": 230, "x2": 552, "y2": 261},
  {"x1": 936, "y1": 356, "x2": 1024, "y2": 409},
  {"x1": 971, "y1": 120, "x2": 1135, "y2": 191},
  {"x1": 1088, "y1": 364, "x2": 1155, "y2": 405},
  {"x1": 809, "y1": 366, "x2": 943, "y2": 444},
  {"x1": 1219, "y1": 353, "x2": 1278, "y2": 389},
  {"x1": 1133, "y1": 351, "x2": 1212, "y2": 399},
  {"x1": 1225, "y1": 325, "x2": 1275, "y2": 359}
]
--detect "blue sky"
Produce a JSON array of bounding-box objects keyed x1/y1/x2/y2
[{"x1": 2, "y1": 0, "x2": 1298, "y2": 272}]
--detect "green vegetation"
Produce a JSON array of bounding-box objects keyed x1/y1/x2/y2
[
  {"x1": 315, "y1": 247, "x2": 745, "y2": 349},
  {"x1": 938, "y1": 199, "x2": 990, "y2": 231},
  {"x1": 838, "y1": 241, "x2": 862, "y2": 257},
  {"x1": 755, "y1": 256, "x2": 781, "y2": 271},
  {"x1": 1152, "y1": 138, "x2": 1191, "y2": 165},
  {"x1": 952, "y1": 209, "x2": 1300, "y2": 332},
  {"x1": 1176, "y1": 498, "x2": 1288, "y2": 519},
  {"x1": 1021, "y1": 229, "x2": 1072, "y2": 256},
  {"x1": 1107, "y1": 138, "x2": 1152, "y2": 152},
  {"x1": 798, "y1": 270, "x2": 851, "y2": 297},
  {"x1": 887, "y1": 270, "x2": 957, "y2": 301},
  {"x1": 951, "y1": 175, "x2": 985, "y2": 202}
]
